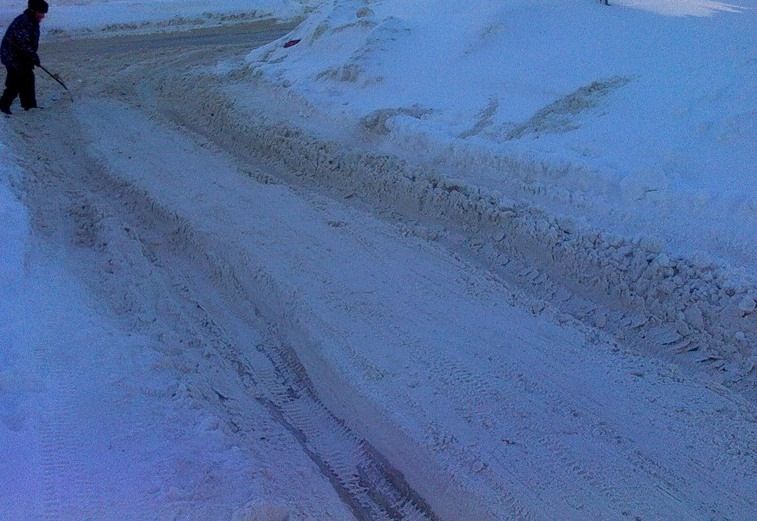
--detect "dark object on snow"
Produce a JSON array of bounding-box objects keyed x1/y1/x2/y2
[
  {"x1": 0, "y1": 7, "x2": 46, "y2": 112},
  {"x1": 284, "y1": 39, "x2": 301, "y2": 48},
  {"x1": 1, "y1": 9, "x2": 42, "y2": 70},
  {"x1": 28, "y1": 0, "x2": 49, "y2": 14},
  {"x1": 0, "y1": 67, "x2": 36, "y2": 112}
]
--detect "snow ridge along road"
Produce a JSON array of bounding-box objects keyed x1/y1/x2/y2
[
  {"x1": 161, "y1": 74, "x2": 757, "y2": 397},
  {"x1": 156, "y1": 49, "x2": 757, "y2": 396},
  {"x1": 3, "y1": 21, "x2": 754, "y2": 520}
]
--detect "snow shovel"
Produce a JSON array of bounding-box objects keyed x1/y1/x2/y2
[{"x1": 38, "y1": 64, "x2": 73, "y2": 101}]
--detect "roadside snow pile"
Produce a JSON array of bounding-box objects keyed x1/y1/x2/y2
[
  {"x1": 147, "y1": 0, "x2": 756, "y2": 390},
  {"x1": 0, "y1": 0, "x2": 318, "y2": 38},
  {"x1": 246, "y1": 0, "x2": 757, "y2": 270},
  {"x1": 228, "y1": 0, "x2": 757, "y2": 388},
  {"x1": 155, "y1": 75, "x2": 757, "y2": 393}
]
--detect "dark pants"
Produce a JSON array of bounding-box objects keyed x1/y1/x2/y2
[{"x1": 0, "y1": 66, "x2": 37, "y2": 111}]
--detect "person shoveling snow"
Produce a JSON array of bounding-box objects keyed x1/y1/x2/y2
[{"x1": 0, "y1": 0, "x2": 48, "y2": 115}]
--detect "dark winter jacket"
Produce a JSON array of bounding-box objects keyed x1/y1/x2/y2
[{"x1": 1, "y1": 10, "x2": 41, "y2": 70}]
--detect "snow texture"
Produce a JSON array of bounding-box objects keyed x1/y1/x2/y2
[
  {"x1": 233, "y1": 0, "x2": 756, "y2": 385},
  {"x1": 0, "y1": 139, "x2": 31, "y2": 518},
  {"x1": 0, "y1": 0, "x2": 318, "y2": 38},
  {"x1": 1, "y1": 106, "x2": 359, "y2": 519},
  {"x1": 245, "y1": 0, "x2": 756, "y2": 270},
  {"x1": 1, "y1": 0, "x2": 756, "y2": 519},
  {"x1": 162, "y1": 68, "x2": 757, "y2": 391}
]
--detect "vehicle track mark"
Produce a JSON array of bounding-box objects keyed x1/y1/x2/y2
[{"x1": 36, "y1": 354, "x2": 101, "y2": 521}]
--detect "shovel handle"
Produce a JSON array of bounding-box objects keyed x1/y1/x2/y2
[{"x1": 38, "y1": 64, "x2": 70, "y2": 92}]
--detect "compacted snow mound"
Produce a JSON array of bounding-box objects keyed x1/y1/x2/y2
[
  {"x1": 246, "y1": 0, "x2": 756, "y2": 269},
  {"x1": 157, "y1": 66, "x2": 756, "y2": 394},
  {"x1": 229, "y1": 0, "x2": 757, "y2": 390}
]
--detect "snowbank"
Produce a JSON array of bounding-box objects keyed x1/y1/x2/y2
[
  {"x1": 153, "y1": 70, "x2": 757, "y2": 393},
  {"x1": 191, "y1": 0, "x2": 756, "y2": 389},
  {"x1": 246, "y1": 0, "x2": 756, "y2": 270}
]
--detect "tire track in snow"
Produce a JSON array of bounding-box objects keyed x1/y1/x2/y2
[
  {"x1": 151, "y1": 248, "x2": 441, "y2": 521},
  {"x1": 24, "y1": 26, "x2": 755, "y2": 520},
  {"x1": 421, "y1": 346, "x2": 737, "y2": 519},
  {"x1": 69, "y1": 99, "x2": 755, "y2": 520},
  {"x1": 248, "y1": 339, "x2": 437, "y2": 521},
  {"x1": 345, "y1": 288, "x2": 754, "y2": 521},
  {"x1": 36, "y1": 351, "x2": 101, "y2": 521},
  {"x1": 313, "y1": 212, "x2": 756, "y2": 519},
  {"x1": 15, "y1": 109, "x2": 441, "y2": 519},
  {"x1": 147, "y1": 57, "x2": 757, "y2": 398}
]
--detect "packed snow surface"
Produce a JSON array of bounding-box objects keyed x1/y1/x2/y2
[
  {"x1": 0, "y1": 0, "x2": 316, "y2": 35},
  {"x1": 1, "y1": 1, "x2": 756, "y2": 520}
]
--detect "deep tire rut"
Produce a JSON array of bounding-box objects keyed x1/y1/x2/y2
[
  {"x1": 253, "y1": 343, "x2": 436, "y2": 521},
  {"x1": 14, "y1": 105, "x2": 439, "y2": 521}
]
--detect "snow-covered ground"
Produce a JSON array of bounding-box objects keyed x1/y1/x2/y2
[
  {"x1": 1, "y1": 0, "x2": 756, "y2": 519},
  {"x1": 0, "y1": 3, "x2": 352, "y2": 519},
  {"x1": 1, "y1": 101, "x2": 356, "y2": 520},
  {"x1": 246, "y1": 0, "x2": 757, "y2": 270},
  {"x1": 215, "y1": 0, "x2": 756, "y2": 392},
  {"x1": 0, "y1": 0, "x2": 316, "y2": 36}
]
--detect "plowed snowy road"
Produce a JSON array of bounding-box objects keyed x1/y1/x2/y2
[{"x1": 4, "y1": 21, "x2": 755, "y2": 520}]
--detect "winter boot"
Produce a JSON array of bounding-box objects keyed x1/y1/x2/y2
[{"x1": 0, "y1": 90, "x2": 13, "y2": 115}]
